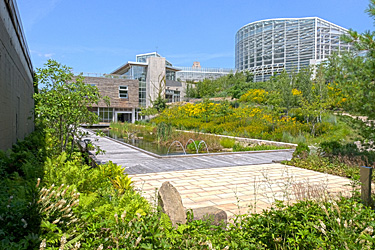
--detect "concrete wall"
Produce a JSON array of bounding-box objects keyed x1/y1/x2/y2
[
  {"x1": 0, "y1": 0, "x2": 34, "y2": 151},
  {"x1": 81, "y1": 76, "x2": 139, "y2": 109},
  {"x1": 146, "y1": 57, "x2": 166, "y2": 107}
]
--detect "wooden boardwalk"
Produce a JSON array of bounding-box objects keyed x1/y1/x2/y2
[{"x1": 82, "y1": 129, "x2": 294, "y2": 175}]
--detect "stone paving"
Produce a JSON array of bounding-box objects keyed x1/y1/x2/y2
[
  {"x1": 130, "y1": 163, "x2": 353, "y2": 218},
  {"x1": 82, "y1": 128, "x2": 294, "y2": 174},
  {"x1": 83, "y1": 128, "x2": 353, "y2": 218}
]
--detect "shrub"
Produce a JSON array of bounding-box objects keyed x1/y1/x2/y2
[
  {"x1": 220, "y1": 138, "x2": 236, "y2": 148},
  {"x1": 293, "y1": 142, "x2": 310, "y2": 159}
]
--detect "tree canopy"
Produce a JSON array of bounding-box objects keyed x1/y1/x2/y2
[{"x1": 34, "y1": 59, "x2": 109, "y2": 155}]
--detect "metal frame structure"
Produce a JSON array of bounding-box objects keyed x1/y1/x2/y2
[
  {"x1": 175, "y1": 66, "x2": 234, "y2": 82},
  {"x1": 235, "y1": 17, "x2": 351, "y2": 82}
]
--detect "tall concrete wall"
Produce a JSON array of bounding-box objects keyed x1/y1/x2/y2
[
  {"x1": 0, "y1": 0, "x2": 34, "y2": 151},
  {"x1": 146, "y1": 57, "x2": 166, "y2": 107}
]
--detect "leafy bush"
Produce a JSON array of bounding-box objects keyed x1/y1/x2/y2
[
  {"x1": 233, "y1": 197, "x2": 375, "y2": 249},
  {"x1": 293, "y1": 142, "x2": 310, "y2": 159},
  {"x1": 319, "y1": 140, "x2": 375, "y2": 167},
  {"x1": 0, "y1": 129, "x2": 46, "y2": 249},
  {"x1": 220, "y1": 137, "x2": 236, "y2": 148}
]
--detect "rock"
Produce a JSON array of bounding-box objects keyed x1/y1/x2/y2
[
  {"x1": 191, "y1": 206, "x2": 227, "y2": 226},
  {"x1": 158, "y1": 182, "x2": 186, "y2": 227}
]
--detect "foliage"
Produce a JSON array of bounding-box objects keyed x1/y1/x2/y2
[
  {"x1": 156, "y1": 122, "x2": 173, "y2": 143},
  {"x1": 319, "y1": 140, "x2": 375, "y2": 167},
  {"x1": 233, "y1": 143, "x2": 288, "y2": 152},
  {"x1": 326, "y1": 0, "x2": 375, "y2": 144},
  {"x1": 292, "y1": 142, "x2": 310, "y2": 159},
  {"x1": 139, "y1": 106, "x2": 158, "y2": 117},
  {"x1": 186, "y1": 140, "x2": 207, "y2": 153},
  {"x1": 4, "y1": 125, "x2": 375, "y2": 249},
  {"x1": 220, "y1": 137, "x2": 236, "y2": 148},
  {"x1": 186, "y1": 71, "x2": 254, "y2": 99},
  {"x1": 234, "y1": 197, "x2": 375, "y2": 249},
  {"x1": 288, "y1": 153, "x2": 366, "y2": 181},
  {"x1": 110, "y1": 174, "x2": 133, "y2": 194},
  {"x1": 34, "y1": 60, "x2": 109, "y2": 156},
  {"x1": 152, "y1": 101, "x2": 352, "y2": 144},
  {"x1": 0, "y1": 129, "x2": 47, "y2": 249},
  {"x1": 150, "y1": 74, "x2": 167, "y2": 113},
  {"x1": 239, "y1": 88, "x2": 268, "y2": 104}
]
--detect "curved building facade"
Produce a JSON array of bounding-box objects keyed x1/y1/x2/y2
[{"x1": 235, "y1": 17, "x2": 351, "y2": 82}]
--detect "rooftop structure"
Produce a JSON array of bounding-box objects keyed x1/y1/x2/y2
[
  {"x1": 235, "y1": 17, "x2": 351, "y2": 82},
  {"x1": 111, "y1": 52, "x2": 183, "y2": 107},
  {"x1": 176, "y1": 65, "x2": 234, "y2": 82}
]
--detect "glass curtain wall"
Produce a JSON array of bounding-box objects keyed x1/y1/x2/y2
[
  {"x1": 235, "y1": 17, "x2": 350, "y2": 82},
  {"x1": 128, "y1": 66, "x2": 147, "y2": 107}
]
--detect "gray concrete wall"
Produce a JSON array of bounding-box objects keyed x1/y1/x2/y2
[
  {"x1": 0, "y1": 0, "x2": 34, "y2": 151},
  {"x1": 146, "y1": 57, "x2": 166, "y2": 107}
]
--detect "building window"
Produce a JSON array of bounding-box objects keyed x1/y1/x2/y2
[
  {"x1": 119, "y1": 85, "x2": 128, "y2": 98},
  {"x1": 98, "y1": 107, "x2": 113, "y2": 122}
]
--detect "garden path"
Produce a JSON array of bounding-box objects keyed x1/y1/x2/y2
[
  {"x1": 131, "y1": 163, "x2": 352, "y2": 218},
  {"x1": 82, "y1": 128, "x2": 294, "y2": 174},
  {"x1": 82, "y1": 129, "x2": 352, "y2": 218}
]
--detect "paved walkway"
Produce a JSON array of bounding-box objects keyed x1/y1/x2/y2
[
  {"x1": 83, "y1": 129, "x2": 294, "y2": 175},
  {"x1": 83, "y1": 129, "x2": 353, "y2": 217},
  {"x1": 130, "y1": 163, "x2": 352, "y2": 217}
]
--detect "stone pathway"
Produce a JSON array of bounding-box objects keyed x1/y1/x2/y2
[
  {"x1": 131, "y1": 163, "x2": 352, "y2": 218},
  {"x1": 83, "y1": 128, "x2": 294, "y2": 174},
  {"x1": 83, "y1": 129, "x2": 353, "y2": 218}
]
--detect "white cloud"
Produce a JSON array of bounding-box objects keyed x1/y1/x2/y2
[{"x1": 44, "y1": 53, "x2": 54, "y2": 58}]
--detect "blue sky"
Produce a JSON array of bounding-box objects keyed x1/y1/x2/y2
[{"x1": 17, "y1": 0, "x2": 373, "y2": 74}]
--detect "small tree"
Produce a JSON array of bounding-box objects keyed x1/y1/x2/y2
[
  {"x1": 34, "y1": 59, "x2": 109, "y2": 155},
  {"x1": 326, "y1": 0, "x2": 375, "y2": 144}
]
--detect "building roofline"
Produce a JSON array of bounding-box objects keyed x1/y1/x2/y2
[
  {"x1": 136, "y1": 51, "x2": 160, "y2": 57},
  {"x1": 166, "y1": 65, "x2": 181, "y2": 72},
  {"x1": 236, "y1": 17, "x2": 348, "y2": 35},
  {"x1": 111, "y1": 61, "x2": 147, "y2": 74}
]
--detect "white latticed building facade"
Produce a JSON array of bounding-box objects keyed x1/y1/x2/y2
[{"x1": 235, "y1": 17, "x2": 351, "y2": 81}]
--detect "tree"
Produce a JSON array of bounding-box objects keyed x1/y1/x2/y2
[
  {"x1": 268, "y1": 70, "x2": 298, "y2": 118},
  {"x1": 326, "y1": 0, "x2": 375, "y2": 142},
  {"x1": 34, "y1": 60, "x2": 109, "y2": 155}
]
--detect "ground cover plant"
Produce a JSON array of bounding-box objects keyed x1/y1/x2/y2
[
  {"x1": 3, "y1": 131, "x2": 375, "y2": 249},
  {"x1": 108, "y1": 122, "x2": 290, "y2": 154},
  {"x1": 151, "y1": 100, "x2": 356, "y2": 145}
]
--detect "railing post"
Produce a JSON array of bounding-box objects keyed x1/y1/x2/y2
[{"x1": 360, "y1": 166, "x2": 373, "y2": 206}]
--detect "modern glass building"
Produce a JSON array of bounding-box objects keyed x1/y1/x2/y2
[
  {"x1": 111, "y1": 52, "x2": 182, "y2": 107},
  {"x1": 235, "y1": 17, "x2": 351, "y2": 82},
  {"x1": 176, "y1": 66, "x2": 234, "y2": 82}
]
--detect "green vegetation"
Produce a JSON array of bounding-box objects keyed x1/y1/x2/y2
[
  {"x1": 4, "y1": 1, "x2": 375, "y2": 248},
  {"x1": 109, "y1": 122, "x2": 290, "y2": 153},
  {"x1": 34, "y1": 60, "x2": 109, "y2": 156},
  {"x1": 232, "y1": 143, "x2": 288, "y2": 152},
  {"x1": 3, "y1": 130, "x2": 375, "y2": 249},
  {"x1": 152, "y1": 101, "x2": 356, "y2": 145},
  {"x1": 186, "y1": 71, "x2": 254, "y2": 99}
]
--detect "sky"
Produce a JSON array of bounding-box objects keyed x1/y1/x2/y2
[{"x1": 17, "y1": 0, "x2": 374, "y2": 74}]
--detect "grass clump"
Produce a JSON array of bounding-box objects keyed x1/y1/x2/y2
[
  {"x1": 220, "y1": 137, "x2": 236, "y2": 148},
  {"x1": 233, "y1": 143, "x2": 288, "y2": 152}
]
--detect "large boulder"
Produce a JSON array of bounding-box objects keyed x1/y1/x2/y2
[
  {"x1": 158, "y1": 181, "x2": 186, "y2": 227},
  {"x1": 191, "y1": 206, "x2": 227, "y2": 226}
]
